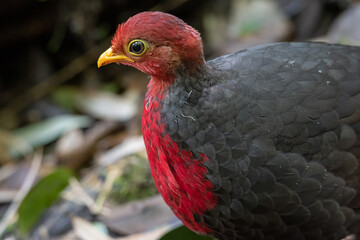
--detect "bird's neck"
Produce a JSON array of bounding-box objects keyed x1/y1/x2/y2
[
  {"x1": 146, "y1": 62, "x2": 207, "y2": 98},
  {"x1": 142, "y1": 68, "x2": 217, "y2": 234}
]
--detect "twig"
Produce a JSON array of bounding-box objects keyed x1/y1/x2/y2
[
  {"x1": 94, "y1": 168, "x2": 119, "y2": 214},
  {"x1": 63, "y1": 178, "x2": 97, "y2": 212},
  {"x1": 0, "y1": 149, "x2": 43, "y2": 236}
]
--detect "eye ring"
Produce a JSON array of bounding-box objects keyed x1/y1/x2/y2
[{"x1": 128, "y1": 39, "x2": 149, "y2": 56}]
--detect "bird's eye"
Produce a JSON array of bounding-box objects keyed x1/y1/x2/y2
[{"x1": 128, "y1": 39, "x2": 149, "y2": 56}]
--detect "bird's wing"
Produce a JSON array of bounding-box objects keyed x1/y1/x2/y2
[{"x1": 162, "y1": 42, "x2": 360, "y2": 239}]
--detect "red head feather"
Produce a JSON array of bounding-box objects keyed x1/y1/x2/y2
[{"x1": 111, "y1": 12, "x2": 205, "y2": 81}]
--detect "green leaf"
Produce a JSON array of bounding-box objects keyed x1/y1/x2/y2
[
  {"x1": 18, "y1": 169, "x2": 73, "y2": 234},
  {"x1": 159, "y1": 225, "x2": 215, "y2": 240},
  {"x1": 11, "y1": 115, "x2": 92, "y2": 157}
]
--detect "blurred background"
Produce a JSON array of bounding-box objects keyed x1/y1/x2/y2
[{"x1": 0, "y1": 0, "x2": 360, "y2": 239}]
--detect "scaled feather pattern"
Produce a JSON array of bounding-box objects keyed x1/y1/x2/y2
[{"x1": 98, "y1": 11, "x2": 360, "y2": 240}]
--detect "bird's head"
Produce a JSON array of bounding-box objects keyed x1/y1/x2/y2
[{"x1": 98, "y1": 11, "x2": 205, "y2": 81}]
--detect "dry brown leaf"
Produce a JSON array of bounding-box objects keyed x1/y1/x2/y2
[
  {"x1": 0, "y1": 189, "x2": 17, "y2": 203},
  {"x1": 56, "y1": 121, "x2": 120, "y2": 169},
  {"x1": 75, "y1": 90, "x2": 138, "y2": 122},
  {"x1": 0, "y1": 164, "x2": 17, "y2": 184},
  {"x1": 328, "y1": 3, "x2": 360, "y2": 46},
  {"x1": 115, "y1": 225, "x2": 176, "y2": 240},
  {"x1": 100, "y1": 195, "x2": 178, "y2": 235},
  {"x1": 72, "y1": 216, "x2": 113, "y2": 240},
  {"x1": 96, "y1": 136, "x2": 145, "y2": 167}
]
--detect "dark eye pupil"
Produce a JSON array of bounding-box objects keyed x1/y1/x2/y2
[{"x1": 130, "y1": 41, "x2": 144, "y2": 54}]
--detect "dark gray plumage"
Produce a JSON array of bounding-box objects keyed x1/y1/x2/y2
[{"x1": 160, "y1": 42, "x2": 360, "y2": 240}]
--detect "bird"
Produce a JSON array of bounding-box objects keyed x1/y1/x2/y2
[{"x1": 98, "y1": 11, "x2": 360, "y2": 240}]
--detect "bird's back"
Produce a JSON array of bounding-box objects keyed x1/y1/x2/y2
[{"x1": 159, "y1": 42, "x2": 360, "y2": 239}]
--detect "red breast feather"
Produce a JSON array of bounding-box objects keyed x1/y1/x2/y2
[{"x1": 142, "y1": 89, "x2": 217, "y2": 233}]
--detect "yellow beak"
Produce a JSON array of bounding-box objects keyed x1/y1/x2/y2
[{"x1": 97, "y1": 47, "x2": 134, "y2": 68}]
